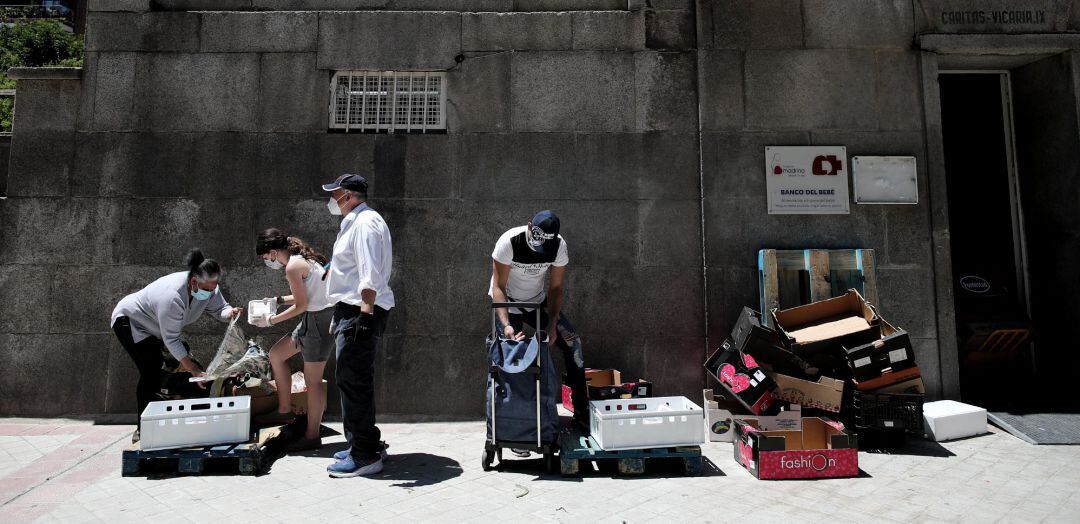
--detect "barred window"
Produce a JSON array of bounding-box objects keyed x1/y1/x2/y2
[{"x1": 329, "y1": 71, "x2": 446, "y2": 133}]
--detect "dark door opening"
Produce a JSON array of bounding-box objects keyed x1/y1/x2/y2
[{"x1": 939, "y1": 72, "x2": 1033, "y2": 409}]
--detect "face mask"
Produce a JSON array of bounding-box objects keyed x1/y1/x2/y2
[
  {"x1": 327, "y1": 195, "x2": 345, "y2": 216},
  {"x1": 264, "y1": 258, "x2": 284, "y2": 270},
  {"x1": 191, "y1": 287, "x2": 213, "y2": 301}
]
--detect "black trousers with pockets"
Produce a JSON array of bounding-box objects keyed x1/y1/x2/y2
[{"x1": 333, "y1": 304, "x2": 390, "y2": 461}]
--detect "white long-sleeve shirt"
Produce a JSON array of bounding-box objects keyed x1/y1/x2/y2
[
  {"x1": 110, "y1": 271, "x2": 235, "y2": 360},
  {"x1": 326, "y1": 203, "x2": 395, "y2": 310}
]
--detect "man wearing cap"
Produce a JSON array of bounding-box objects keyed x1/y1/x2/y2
[
  {"x1": 489, "y1": 210, "x2": 588, "y2": 439},
  {"x1": 321, "y1": 174, "x2": 395, "y2": 478}
]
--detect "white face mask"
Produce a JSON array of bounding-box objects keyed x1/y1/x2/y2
[
  {"x1": 264, "y1": 258, "x2": 283, "y2": 270},
  {"x1": 328, "y1": 192, "x2": 350, "y2": 216},
  {"x1": 327, "y1": 197, "x2": 342, "y2": 216}
]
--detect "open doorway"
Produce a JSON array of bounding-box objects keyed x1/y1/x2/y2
[
  {"x1": 940, "y1": 55, "x2": 1080, "y2": 411},
  {"x1": 939, "y1": 71, "x2": 1033, "y2": 409}
]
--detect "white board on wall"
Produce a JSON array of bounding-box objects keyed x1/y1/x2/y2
[
  {"x1": 764, "y1": 146, "x2": 850, "y2": 215},
  {"x1": 852, "y1": 156, "x2": 919, "y2": 204}
]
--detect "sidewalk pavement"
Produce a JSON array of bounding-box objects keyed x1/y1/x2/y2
[{"x1": 0, "y1": 419, "x2": 1078, "y2": 523}]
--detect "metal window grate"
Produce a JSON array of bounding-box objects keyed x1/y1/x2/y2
[{"x1": 329, "y1": 71, "x2": 446, "y2": 133}]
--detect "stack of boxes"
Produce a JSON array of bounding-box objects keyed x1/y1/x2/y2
[{"x1": 705, "y1": 290, "x2": 927, "y2": 479}]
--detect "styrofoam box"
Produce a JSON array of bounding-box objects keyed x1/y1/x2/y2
[
  {"x1": 140, "y1": 396, "x2": 251, "y2": 451},
  {"x1": 923, "y1": 400, "x2": 987, "y2": 442},
  {"x1": 590, "y1": 396, "x2": 705, "y2": 451},
  {"x1": 247, "y1": 298, "x2": 276, "y2": 325}
]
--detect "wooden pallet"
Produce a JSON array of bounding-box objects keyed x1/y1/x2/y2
[
  {"x1": 557, "y1": 430, "x2": 702, "y2": 477},
  {"x1": 122, "y1": 426, "x2": 281, "y2": 476},
  {"x1": 758, "y1": 248, "x2": 879, "y2": 326}
]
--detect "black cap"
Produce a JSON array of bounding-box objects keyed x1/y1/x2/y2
[
  {"x1": 527, "y1": 210, "x2": 561, "y2": 254},
  {"x1": 322, "y1": 174, "x2": 368, "y2": 193}
]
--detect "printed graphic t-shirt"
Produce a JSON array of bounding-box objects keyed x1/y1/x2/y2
[{"x1": 488, "y1": 225, "x2": 569, "y2": 311}]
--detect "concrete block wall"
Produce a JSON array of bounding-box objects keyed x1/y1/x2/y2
[
  {"x1": 8, "y1": 0, "x2": 1074, "y2": 415},
  {"x1": 1, "y1": 2, "x2": 702, "y2": 417},
  {"x1": 696, "y1": 0, "x2": 942, "y2": 397}
]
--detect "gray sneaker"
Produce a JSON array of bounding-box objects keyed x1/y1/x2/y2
[{"x1": 328, "y1": 456, "x2": 384, "y2": 478}]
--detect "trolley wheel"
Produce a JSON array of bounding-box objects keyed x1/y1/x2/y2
[
  {"x1": 482, "y1": 449, "x2": 495, "y2": 471},
  {"x1": 683, "y1": 456, "x2": 703, "y2": 476}
]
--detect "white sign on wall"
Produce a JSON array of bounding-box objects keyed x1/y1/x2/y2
[
  {"x1": 765, "y1": 146, "x2": 850, "y2": 215},
  {"x1": 852, "y1": 156, "x2": 918, "y2": 204}
]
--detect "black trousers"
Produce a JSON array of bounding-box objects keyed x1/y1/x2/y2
[
  {"x1": 113, "y1": 317, "x2": 164, "y2": 416},
  {"x1": 112, "y1": 317, "x2": 204, "y2": 415},
  {"x1": 333, "y1": 303, "x2": 390, "y2": 461}
]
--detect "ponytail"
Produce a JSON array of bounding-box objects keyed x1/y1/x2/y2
[
  {"x1": 184, "y1": 248, "x2": 222, "y2": 281},
  {"x1": 287, "y1": 236, "x2": 329, "y2": 266},
  {"x1": 257, "y1": 228, "x2": 328, "y2": 265}
]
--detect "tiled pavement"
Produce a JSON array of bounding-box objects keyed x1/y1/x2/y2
[{"x1": 1, "y1": 419, "x2": 1079, "y2": 523}]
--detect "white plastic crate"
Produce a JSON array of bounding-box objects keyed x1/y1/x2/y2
[
  {"x1": 590, "y1": 396, "x2": 705, "y2": 451},
  {"x1": 247, "y1": 298, "x2": 276, "y2": 326},
  {"x1": 140, "y1": 396, "x2": 251, "y2": 452}
]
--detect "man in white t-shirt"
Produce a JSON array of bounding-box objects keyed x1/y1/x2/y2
[{"x1": 489, "y1": 210, "x2": 588, "y2": 432}]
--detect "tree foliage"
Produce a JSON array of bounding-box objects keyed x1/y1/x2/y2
[{"x1": 0, "y1": 20, "x2": 83, "y2": 130}]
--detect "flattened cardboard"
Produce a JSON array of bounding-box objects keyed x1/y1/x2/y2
[
  {"x1": 733, "y1": 418, "x2": 859, "y2": 480},
  {"x1": 705, "y1": 339, "x2": 779, "y2": 415},
  {"x1": 854, "y1": 365, "x2": 921, "y2": 392},
  {"x1": 768, "y1": 372, "x2": 844, "y2": 413},
  {"x1": 703, "y1": 389, "x2": 801, "y2": 442},
  {"x1": 772, "y1": 290, "x2": 881, "y2": 356},
  {"x1": 845, "y1": 319, "x2": 916, "y2": 382}
]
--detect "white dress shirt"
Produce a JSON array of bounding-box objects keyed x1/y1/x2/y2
[{"x1": 327, "y1": 203, "x2": 395, "y2": 310}]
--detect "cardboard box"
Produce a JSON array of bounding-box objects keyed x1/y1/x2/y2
[
  {"x1": 923, "y1": 400, "x2": 987, "y2": 442},
  {"x1": 586, "y1": 369, "x2": 620, "y2": 387},
  {"x1": 561, "y1": 373, "x2": 652, "y2": 413},
  {"x1": 853, "y1": 365, "x2": 921, "y2": 392},
  {"x1": 235, "y1": 380, "x2": 322, "y2": 415},
  {"x1": 703, "y1": 390, "x2": 801, "y2": 442},
  {"x1": 845, "y1": 320, "x2": 917, "y2": 382},
  {"x1": 767, "y1": 372, "x2": 845, "y2": 413},
  {"x1": 731, "y1": 307, "x2": 819, "y2": 378},
  {"x1": 733, "y1": 418, "x2": 859, "y2": 480},
  {"x1": 772, "y1": 290, "x2": 881, "y2": 358},
  {"x1": 871, "y1": 376, "x2": 925, "y2": 395},
  {"x1": 705, "y1": 339, "x2": 779, "y2": 415}
]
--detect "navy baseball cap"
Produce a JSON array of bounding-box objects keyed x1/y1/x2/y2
[
  {"x1": 322, "y1": 174, "x2": 368, "y2": 193},
  {"x1": 527, "y1": 210, "x2": 560, "y2": 254}
]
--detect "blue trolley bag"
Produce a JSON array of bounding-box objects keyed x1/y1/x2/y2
[{"x1": 485, "y1": 303, "x2": 560, "y2": 446}]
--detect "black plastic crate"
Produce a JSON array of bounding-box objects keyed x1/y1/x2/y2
[
  {"x1": 852, "y1": 426, "x2": 908, "y2": 450},
  {"x1": 851, "y1": 390, "x2": 924, "y2": 436}
]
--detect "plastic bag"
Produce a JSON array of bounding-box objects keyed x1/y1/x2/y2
[
  {"x1": 289, "y1": 371, "x2": 307, "y2": 393},
  {"x1": 204, "y1": 318, "x2": 271, "y2": 382}
]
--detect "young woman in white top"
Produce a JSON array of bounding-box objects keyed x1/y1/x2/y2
[{"x1": 254, "y1": 229, "x2": 335, "y2": 451}]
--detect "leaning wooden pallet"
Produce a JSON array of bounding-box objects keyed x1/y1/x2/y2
[{"x1": 758, "y1": 248, "x2": 879, "y2": 325}]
